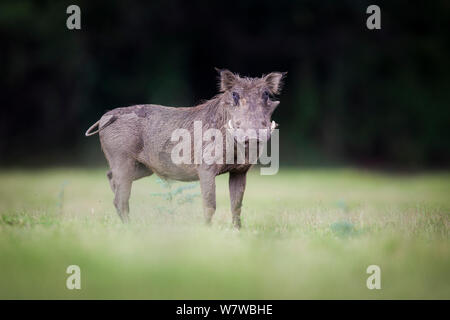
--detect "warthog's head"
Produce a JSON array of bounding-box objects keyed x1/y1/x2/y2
[{"x1": 217, "y1": 69, "x2": 286, "y2": 143}]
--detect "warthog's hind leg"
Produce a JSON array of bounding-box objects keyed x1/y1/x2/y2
[
  {"x1": 107, "y1": 170, "x2": 115, "y2": 192},
  {"x1": 114, "y1": 177, "x2": 132, "y2": 223},
  {"x1": 109, "y1": 160, "x2": 152, "y2": 223}
]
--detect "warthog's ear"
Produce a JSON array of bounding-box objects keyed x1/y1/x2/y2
[
  {"x1": 215, "y1": 68, "x2": 237, "y2": 92},
  {"x1": 264, "y1": 72, "x2": 287, "y2": 95}
]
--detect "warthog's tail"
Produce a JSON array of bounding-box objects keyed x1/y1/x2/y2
[
  {"x1": 85, "y1": 120, "x2": 101, "y2": 136},
  {"x1": 85, "y1": 115, "x2": 117, "y2": 136}
]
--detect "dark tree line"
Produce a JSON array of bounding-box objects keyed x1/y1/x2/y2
[{"x1": 1, "y1": 0, "x2": 449, "y2": 167}]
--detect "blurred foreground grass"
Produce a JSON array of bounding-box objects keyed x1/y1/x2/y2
[{"x1": 0, "y1": 167, "x2": 449, "y2": 299}]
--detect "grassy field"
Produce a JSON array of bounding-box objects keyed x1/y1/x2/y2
[{"x1": 0, "y1": 167, "x2": 449, "y2": 299}]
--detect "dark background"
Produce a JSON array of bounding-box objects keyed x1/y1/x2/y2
[{"x1": 1, "y1": 0, "x2": 449, "y2": 168}]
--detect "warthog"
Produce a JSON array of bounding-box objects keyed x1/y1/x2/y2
[{"x1": 85, "y1": 69, "x2": 285, "y2": 228}]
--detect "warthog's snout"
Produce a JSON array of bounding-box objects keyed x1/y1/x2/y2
[{"x1": 227, "y1": 120, "x2": 278, "y2": 143}]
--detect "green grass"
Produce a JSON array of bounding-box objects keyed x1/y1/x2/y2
[{"x1": 0, "y1": 167, "x2": 449, "y2": 299}]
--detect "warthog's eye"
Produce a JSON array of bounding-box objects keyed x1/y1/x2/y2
[
  {"x1": 232, "y1": 92, "x2": 240, "y2": 106},
  {"x1": 262, "y1": 90, "x2": 270, "y2": 102}
]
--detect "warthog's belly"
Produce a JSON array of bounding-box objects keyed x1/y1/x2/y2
[{"x1": 146, "y1": 151, "x2": 200, "y2": 182}]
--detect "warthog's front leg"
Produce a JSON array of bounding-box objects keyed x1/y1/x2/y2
[
  {"x1": 198, "y1": 169, "x2": 216, "y2": 225},
  {"x1": 229, "y1": 171, "x2": 247, "y2": 229}
]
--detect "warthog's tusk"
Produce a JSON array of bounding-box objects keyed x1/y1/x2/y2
[
  {"x1": 270, "y1": 120, "x2": 277, "y2": 132},
  {"x1": 228, "y1": 120, "x2": 233, "y2": 129}
]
